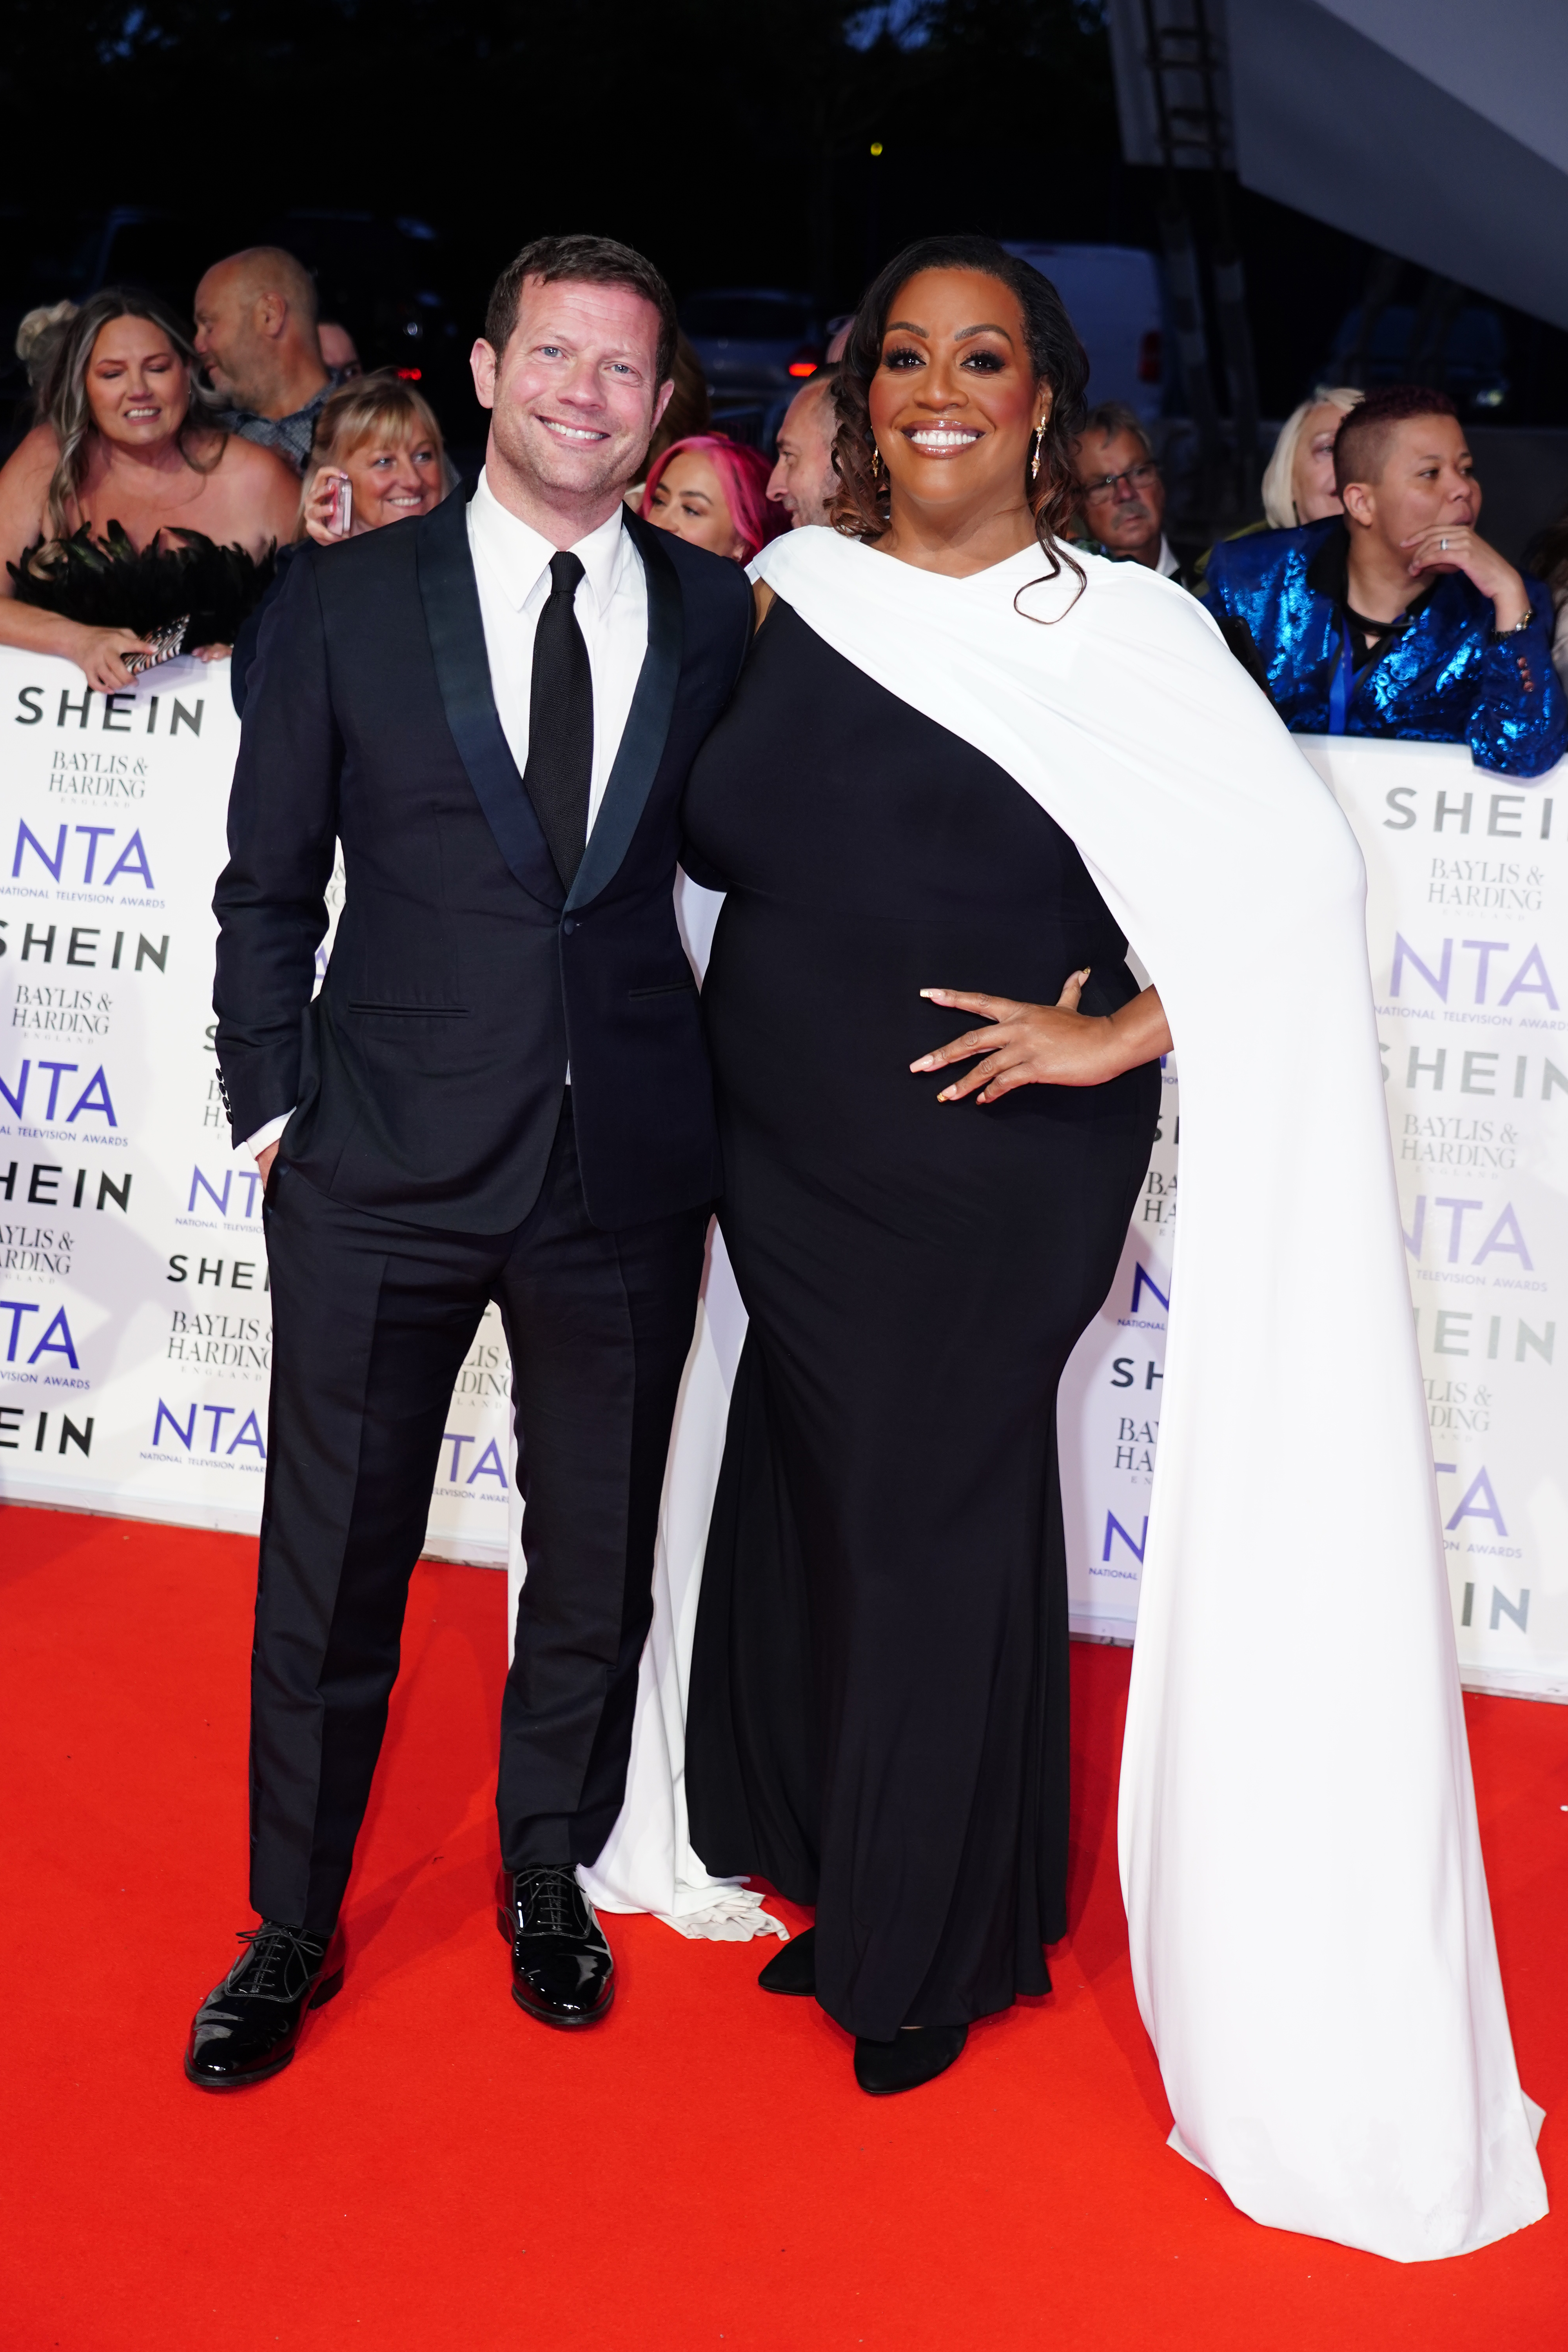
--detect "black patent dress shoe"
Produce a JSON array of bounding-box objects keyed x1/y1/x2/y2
[
  {"x1": 758, "y1": 1925, "x2": 815, "y2": 1996},
  {"x1": 497, "y1": 1866, "x2": 614, "y2": 2028},
  {"x1": 853, "y1": 2023, "x2": 968, "y2": 2096},
  {"x1": 184, "y1": 1920, "x2": 345, "y2": 2091}
]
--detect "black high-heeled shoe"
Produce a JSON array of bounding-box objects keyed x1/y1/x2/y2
[
  {"x1": 853, "y1": 2023, "x2": 967, "y2": 2096},
  {"x1": 758, "y1": 1925, "x2": 815, "y2": 1996}
]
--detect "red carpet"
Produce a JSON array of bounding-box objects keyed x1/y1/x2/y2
[{"x1": 3, "y1": 1502, "x2": 1567, "y2": 2350}]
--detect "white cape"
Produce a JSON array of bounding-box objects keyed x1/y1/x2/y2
[{"x1": 722, "y1": 526, "x2": 1546, "y2": 2263}]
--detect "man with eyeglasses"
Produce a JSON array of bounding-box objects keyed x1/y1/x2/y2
[{"x1": 1070, "y1": 401, "x2": 1190, "y2": 585}]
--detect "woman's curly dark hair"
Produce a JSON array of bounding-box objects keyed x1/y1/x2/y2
[{"x1": 829, "y1": 233, "x2": 1090, "y2": 595}]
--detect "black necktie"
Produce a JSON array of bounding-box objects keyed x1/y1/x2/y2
[{"x1": 522, "y1": 550, "x2": 593, "y2": 887}]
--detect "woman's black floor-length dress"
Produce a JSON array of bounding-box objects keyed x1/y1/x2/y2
[{"x1": 683, "y1": 601, "x2": 1160, "y2": 2041}]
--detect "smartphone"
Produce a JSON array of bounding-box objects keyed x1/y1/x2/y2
[
  {"x1": 329, "y1": 474, "x2": 353, "y2": 537},
  {"x1": 124, "y1": 616, "x2": 190, "y2": 677}
]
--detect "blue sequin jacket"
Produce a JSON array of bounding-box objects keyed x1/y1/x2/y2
[{"x1": 1202, "y1": 517, "x2": 1565, "y2": 778}]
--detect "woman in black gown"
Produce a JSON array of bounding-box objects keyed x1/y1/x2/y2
[{"x1": 684, "y1": 236, "x2": 1172, "y2": 2094}]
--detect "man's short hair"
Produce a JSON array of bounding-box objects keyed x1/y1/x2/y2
[
  {"x1": 484, "y1": 235, "x2": 678, "y2": 384},
  {"x1": 1333, "y1": 384, "x2": 1460, "y2": 494},
  {"x1": 1075, "y1": 400, "x2": 1153, "y2": 462},
  {"x1": 209, "y1": 246, "x2": 319, "y2": 330},
  {"x1": 789, "y1": 361, "x2": 839, "y2": 408}
]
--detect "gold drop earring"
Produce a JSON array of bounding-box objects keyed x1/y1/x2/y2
[{"x1": 1029, "y1": 424, "x2": 1046, "y2": 482}]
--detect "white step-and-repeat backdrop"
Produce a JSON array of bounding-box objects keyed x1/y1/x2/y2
[
  {"x1": 1059, "y1": 732, "x2": 1567, "y2": 1701},
  {"x1": 1, "y1": 646, "x2": 1562, "y2": 1697}
]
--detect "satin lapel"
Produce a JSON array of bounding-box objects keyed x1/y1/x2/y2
[
  {"x1": 566, "y1": 510, "x2": 683, "y2": 913},
  {"x1": 415, "y1": 490, "x2": 563, "y2": 909}
]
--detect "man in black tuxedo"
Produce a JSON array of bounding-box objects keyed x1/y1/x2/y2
[{"x1": 185, "y1": 235, "x2": 751, "y2": 2089}]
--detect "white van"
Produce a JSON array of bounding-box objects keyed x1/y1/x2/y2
[{"x1": 1002, "y1": 243, "x2": 1166, "y2": 428}]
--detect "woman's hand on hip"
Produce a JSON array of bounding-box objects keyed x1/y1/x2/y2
[{"x1": 910, "y1": 977, "x2": 1171, "y2": 1101}]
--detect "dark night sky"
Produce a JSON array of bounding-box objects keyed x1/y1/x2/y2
[{"x1": 5, "y1": 0, "x2": 1564, "y2": 432}]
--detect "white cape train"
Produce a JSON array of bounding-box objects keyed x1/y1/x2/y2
[{"x1": 522, "y1": 524, "x2": 1547, "y2": 2261}]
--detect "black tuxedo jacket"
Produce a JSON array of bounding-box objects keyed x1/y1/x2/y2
[{"x1": 212, "y1": 491, "x2": 751, "y2": 1232}]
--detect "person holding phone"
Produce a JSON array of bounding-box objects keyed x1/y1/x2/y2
[
  {"x1": 230, "y1": 372, "x2": 453, "y2": 711},
  {"x1": 298, "y1": 370, "x2": 449, "y2": 544}
]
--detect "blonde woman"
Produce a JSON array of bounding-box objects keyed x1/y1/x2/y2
[
  {"x1": 1258, "y1": 384, "x2": 1365, "y2": 526},
  {"x1": 0, "y1": 286, "x2": 297, "y2": 687},
  {"x1": 297, "y1": 370, "x2": 450, "y2": 545},
  {"x1": 1192, "y1": 385, "x2": 1365, "y2": 592},
  {"x1": 231, "y1": 373, "x2": 452, "y2": 712}
]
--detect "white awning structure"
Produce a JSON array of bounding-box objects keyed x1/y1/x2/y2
[{"x1": 1108, "y1": 0, "x2": 1568, "y2": 332}]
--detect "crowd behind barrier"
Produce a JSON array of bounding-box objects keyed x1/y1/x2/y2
[
  {"x1": 0, "y1": 232, "x2": 1561, "y2": 2234},
  {"x1": 1, "y1": 241, "x2": 1567, "y2": 1702},
  {"x1": 7, "y1": 238, "x2": 1568, "y2": 739},
  {"x1": 1204, "y1": 387, "x2": 1565, "y2": 775},
  {"x1": 0, "y1": 637, "x2": 1560, "y2": 1700}
]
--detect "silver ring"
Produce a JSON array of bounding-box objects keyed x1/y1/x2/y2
[{"x1": 1440, "y1": 536, "x2": 1449, "y2": 550}]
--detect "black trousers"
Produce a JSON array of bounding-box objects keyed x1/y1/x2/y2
[{"x1": 248, "y1": 1096, "x2": 708, "y2": 1934}]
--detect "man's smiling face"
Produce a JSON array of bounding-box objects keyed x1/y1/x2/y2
[{"x1": 472, "y1": 275, "x2": 671, "y2": 506}]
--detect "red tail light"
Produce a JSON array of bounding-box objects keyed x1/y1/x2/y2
[
  {"x1": 397, "y1": 367, "x2": 423, "y2": 381},
  {"x1": 1136, "y1": 330, "x2": 1162, "y2": 386}
]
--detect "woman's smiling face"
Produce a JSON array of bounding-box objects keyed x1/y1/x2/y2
[
  {"x1": 84, "y1": 315, "x2": 190, "y2": 451},
  {"x1": 341, "y1": 431, "x2": 444, "y2": 528},
  {"x1": 867, "y1": 267, "x2": 1047, "y2": 525},
  {"x1": 647, "y1": 449, "x2": 745, "y2": 559}
]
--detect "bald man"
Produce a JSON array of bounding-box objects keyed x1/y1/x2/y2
[
  {"x1": 766, "y1": 367, "x2": 839, "y2": 530},
  {"x1": 194, "y1": 246, "x2": 335, "y2": 470}
]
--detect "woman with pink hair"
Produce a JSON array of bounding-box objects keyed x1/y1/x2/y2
[{"x1": 642, "y1": 432, "x2": 786, "y2": 564}]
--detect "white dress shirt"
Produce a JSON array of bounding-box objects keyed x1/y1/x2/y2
[
  {"x1": 466, "y1": 467, "x2": 649, "y2": 833},
  {"x1": 245, "y1": 473, "x2": 650, "y2": 1158}
]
